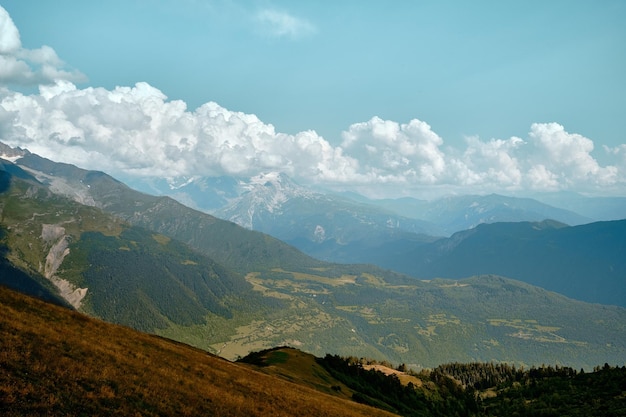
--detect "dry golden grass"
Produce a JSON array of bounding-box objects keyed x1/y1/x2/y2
[
  {"x1": 0, "y1": 286, "x2": 396, "y2": 416},
  {"x1": 362, "y1": 365, "x2": 423, "y2": 387}
]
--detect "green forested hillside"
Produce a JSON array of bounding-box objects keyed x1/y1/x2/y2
[
  {"x1": 62, "y1": 228, "x2": 260, "y2": 331},
  {"x1": 0, "y1": 160, "x2": 267, "y2": 332},
  {"x1": 240, "y1": 346, "x2": 626, "y2": 417},
  {"x1": 0, "y1": 244, "x2": 69, "y2": 308},
  {"x1": 17, "y1": 153, "x2": 326, "y2": 274}
]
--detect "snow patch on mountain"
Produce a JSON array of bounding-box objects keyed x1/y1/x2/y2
[
  {"x1": 0, "y1": 153, "x2": 22, "y2": 163},
  {"x1": 167, "y1": 176, "x2": 197, "y2": 190},
  {"x1": 313, "y1": 225, "x2": 326, "y2": 242},
  {"x1": 218, "y1": 172, "x2": 316, "y2": 229},
  {"x1": 245, "y1": 172, "x2": 291, "y2": 213},
  {"x1": 0, "y1": 141, "x2": 28, "y2": 162}
]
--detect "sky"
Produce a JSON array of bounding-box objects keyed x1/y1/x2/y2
[{"x1": 0, "y1": 0, "x2": 625, "y2": 199}]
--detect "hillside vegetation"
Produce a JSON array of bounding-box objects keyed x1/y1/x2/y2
[
  {"x1": 243, "y1": 347, "x2": 626, "y2": 417},
  {"x1": 0, "y1": 286, "x2": 395, "y2": 417},
  {"x1": 17, "y1": 153, "x2": 326, "y2": 274},
  {"x1": 4, "y1": 286, "x2": 624, "y2": 416},
  {"x1": 0, "y1": 160, "x2": 271, "y2": 332}
]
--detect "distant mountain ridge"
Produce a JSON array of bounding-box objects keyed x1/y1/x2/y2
[
  {"x1": 11, "y1": 152, "x2": 324, "y2": 275},
  {"x1": 213, "y1": 171, "x2": 440, "y2": 247},
  {"x1": 364, "y1": 193, "x2": 592, "y2": 234},
  {"x1": 366, "y1": 219, "x2": 626, "y2": 307},
  {"x1": 127, "y1": 166, "x2": 596, "y2": 234},
  {"x1": 530, "y1": 191, "x2": 626, "y2": 222},
  {"x1": 121, "y1": 166, "x2": 609, "y2": 271}
]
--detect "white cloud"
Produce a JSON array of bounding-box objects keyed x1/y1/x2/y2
[
  {"x1": 0, "y1": 7, "x2": 21, "y2": 54},
  {"x1": 526, "y1": 164, "x2": 560, "y2": 191},
  {"x1": 527, "y1": 122, "x2": 618, "y2": 187},
  {"x1": 0, "y1": 6, "x2": 86, "y2": 86},
  {"x1": 0, "y1": 81, "x2": 358, "y2": 181},
  {"x1": 255, "y1": 9, "x2": 316, "y2": 39},
  {"x1": 451, "y1": 136, "x2": 524, "y2": 188},
  {"x1": 605, "y1": 144, "x2": 626, "y2": 164},
  {"x1": 0, "y1": 80, "x2": 624, "y2": 197},
  {"x1": 341, "y1": 117, "x2": 446, "y2": 184}
]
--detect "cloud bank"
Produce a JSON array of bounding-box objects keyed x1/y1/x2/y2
[
  {"x1": 0, "y1": 80, "x2": 624, "y2": 197},
  {"x1": 0, "y1": 6, "x2": 86, "y2": 86}
]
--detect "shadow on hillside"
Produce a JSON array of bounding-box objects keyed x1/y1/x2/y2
[{"x1": 0, "y1": 171, "x2": 9, "y2": 193}]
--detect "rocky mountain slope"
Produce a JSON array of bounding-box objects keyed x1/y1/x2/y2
[
  {"x1": 0, "y1": 157, "x2": 260, "y2": 333},
  {"x1": 212, "y1": 172, "x2": 440, "y2": 261}
]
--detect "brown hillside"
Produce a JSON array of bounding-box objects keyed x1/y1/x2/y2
[{"x1": 0, "y1": 286, "x2": 396, "y2": 416}]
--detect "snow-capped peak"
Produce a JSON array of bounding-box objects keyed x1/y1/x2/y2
[
  {"x1": 166, "y1": 176, "x2": 198, "y2": 190},
  {"x1": 249, "y1": 171, "x2": 283, "y2": 186},
  {"x1": 217, "y1": 172, "x2": 316, "y2": 229},
  {"x1": 0, "y1": 141, "x2": 28, "y2": 162}
]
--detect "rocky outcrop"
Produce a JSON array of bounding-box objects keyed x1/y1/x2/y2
[{"x1": 41, "y1": 224, "x2": 87, "y2": 309}]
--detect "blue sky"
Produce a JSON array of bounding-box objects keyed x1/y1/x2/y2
[{"x1": 1, "y1": 1, "x2": 625, "y2": 198}]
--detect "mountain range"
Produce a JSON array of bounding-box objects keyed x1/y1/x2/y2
[
  {"x1": 1, "y1": 142, "x2": 625, "y2": 370},
  {"x1": 124, "y1": 169, "x2": 626, "y2": 275},
  {"x1": 111, "y1": 156, "x2": 626, "y2": 308},
  {"x1": 324, "y1": 218, "x2": 626, "y2": 307}
]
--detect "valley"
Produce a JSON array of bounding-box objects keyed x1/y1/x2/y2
[{"x1": 191, "y1": 269, "x2": 625, "y2": 368}]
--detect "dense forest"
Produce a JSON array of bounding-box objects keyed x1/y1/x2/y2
[{"x1": 316, "y1": 354, "x2": 626, "y2": 416}]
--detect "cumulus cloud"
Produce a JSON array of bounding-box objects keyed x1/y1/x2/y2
[
  {"x1": 527, "y1": 122, "x2": 618, "y2": 188},
  {"x1": 255, "y1": 9, "x2": 316, "y2": 39},
  {"x1": 0, "y1": 6, "x2": 86, "y2": 86},
  {"x1": 341, "y1": 117, "x2": 446, "y2": 184},
  {"x1": 0, "y1": 81, "x2": 359, "y2": 181},
  {"x1": 0, "y1": 80, "x2": 624, "y2": 197}
]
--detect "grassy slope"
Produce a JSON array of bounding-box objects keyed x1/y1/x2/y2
[
  {"x1": 0, "y1": 285, "x2": 396, "y2": 417},
  {"x1": 237, "y1": 346, "x2": 359, "y2": 401}
]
